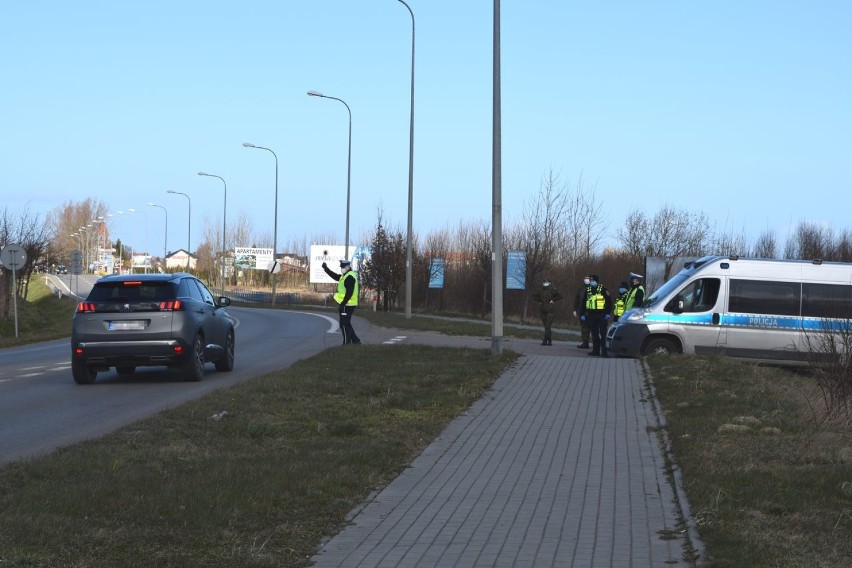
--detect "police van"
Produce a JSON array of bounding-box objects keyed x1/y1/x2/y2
[{"x1": 606, "y1": 255, "x2": 852, "y2": 363}]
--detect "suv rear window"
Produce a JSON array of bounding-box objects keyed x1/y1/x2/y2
[{"x1": 87, "y1": 281, "x2": 176, "y2": 303}]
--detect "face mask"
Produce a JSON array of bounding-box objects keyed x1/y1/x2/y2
[
  {"x1": 619, "y1": 287, "x2": 627, "y2": 294},
  {"x1": 543, "y1": 282, "x2": 550, "y2": 288},
  {"x1": 583, "y1": 278, "x2": 590, "y2": 285},
  {"x1": 589, "y1": 280, "x2": 597, "y2": 286},
  {"x1": 340, "y1": 266, "x2": 350, "y2": 273}
]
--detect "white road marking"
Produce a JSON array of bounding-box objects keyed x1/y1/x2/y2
[{"x1": 383, "y1": 336, "x2": 407, "y2": 345}]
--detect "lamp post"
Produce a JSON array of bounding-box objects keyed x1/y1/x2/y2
[
  {"x1": 243, "y1": 142, "x2": 280, "y2": 305},
  {"x1": 307, "y1": 90, "x2": 352, "y2": 260},
  {"x1": 198, "y1": 172, "x2": 227, "y2": 289},
  {"x1": 167, "y1": 190, "x2": 191, "y2": 271},
  {"x1": 397, "y1": 0, "x2": 415, "y2": 319},
  {"x1": 147, "y1": 203, "x2": 168, "y2": 267},
  {"x1": 491, "y1": 0, "x2": 504, "y2": 355}
]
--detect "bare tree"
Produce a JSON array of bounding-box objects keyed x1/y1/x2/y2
[
  {"x1": 711, "y1": 225, "x2": 749, "y2": 257},
  {"x1": 751, "y1": 229, "x2": 778, "y2": 259},
  {"x1": 564, "y1": 174, "x2": 607, "y2": 266},
  {"x1": 510, "y1": 168, "x2": 572, "y2": 321},
  {"x1": 619, "y1": 205, "x2": 710, "y2": 281},
  {"x1": 1, "y1": 205, "x2": 53, "y2": 316},
  {"x1": 784, "y1": 221, "x2": 832, "y2": 260}
]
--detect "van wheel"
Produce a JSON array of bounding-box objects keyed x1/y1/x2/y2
[
  {"x1": 182, "y1": 334, "x2": 205, "y2": 382},
  {"x1": 643, "y1": 338, "x2": 679, "y2": 356},
  {"x1": 72, "y1": 359, "x2": 98, "y2": 385}
]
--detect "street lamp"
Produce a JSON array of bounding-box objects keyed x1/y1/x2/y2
[
  {"x1": 167, "y1": 190, "x2": 191, "y2": 271},
  {"x1": 397, "y1": 0, "x2": 415, "y2": 319},
  {"x1": 147, "y1": 203, "x2": 168, "y2": 265},
  {"x1": 491, "y1": 0, "x2": 504, "y2": 355},
  {"x1": 198, "y1": 172, "x2": 227, "y2": 289},
  {"x1": 307, "y1": 90, "x2": 352, "y2": 259},
  {"x1": 243, "y1": 142, "x2": 280, "y2": 305}
]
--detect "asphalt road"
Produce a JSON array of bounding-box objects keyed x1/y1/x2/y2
[{"x1": 0, "y1": 306, "x2": 341, "y2": 467}]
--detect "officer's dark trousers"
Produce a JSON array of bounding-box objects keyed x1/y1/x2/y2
[
  {"x1": 339, "y1": 305, "x2": 361, "y2": 344},
  {"x1": 540, "y1": 312, "x2": 554, "y2": 344},
  {"x1": 587, "y1": 312, "x2": 608, "y2": 356}
]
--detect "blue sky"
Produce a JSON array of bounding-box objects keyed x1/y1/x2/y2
[{"x1": 3, "y1": 1, "x2": 850, "y2": 256}]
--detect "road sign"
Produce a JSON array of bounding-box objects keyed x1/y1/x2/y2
[
  {"x1": 71, "y1": 249, "x2": 83, "y2": 275},
  {"x1": 0, "y1": 243, "x2": 26, "y2": 339},
  {"x1": 0, "y1": 243, "x2": 27, "y2": 271}
]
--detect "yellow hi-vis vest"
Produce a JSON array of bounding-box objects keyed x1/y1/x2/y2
[
  {"x1": 625, "y1": 285, "x2": 644, "y2": 310},
  {"x1": 334, "y1": 271, "x2": 359, "y2": 306},
  {"x1": 585, "y1": 285, "x2": 605, "y2": 310},
  {"x1": 614, "y1": 292, "x2": 628, "y2": 317}
]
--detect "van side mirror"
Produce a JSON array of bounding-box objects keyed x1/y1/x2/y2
[{"x1": 665, "y1": 295, "x2": 685, "y2": 314}]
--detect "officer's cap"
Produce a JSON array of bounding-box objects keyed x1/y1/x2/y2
[
  {"x1": 339, "y1": 259, "x2": 352, "y2": 267},
  {"x1": 629, "y1": 272, "x2": 644, "y2": 280}
]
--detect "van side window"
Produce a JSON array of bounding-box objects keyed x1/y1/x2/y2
[
  {"x1": 729, "y1": 279, "x2": 800, "y2": 316},
  {"x1": 679, "y1": 278, "x2": 721, "y2": 312},
  {"x1": 802, "y1": 283, "x2": 852, "y2": 319}
]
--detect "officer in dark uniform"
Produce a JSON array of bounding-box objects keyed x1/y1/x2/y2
[
  {"x1": 533, "y1": 280, "x2": 563, "y2": 346},
  {"x1": 578, "y1": 274, "x2": 612, "y2": 357}
]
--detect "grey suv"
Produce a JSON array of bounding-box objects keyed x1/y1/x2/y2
[{"x1": 71, "y1": 273, "x2": 235, "y2": 384}]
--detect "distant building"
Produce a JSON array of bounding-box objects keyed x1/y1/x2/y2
[{"x1": 166, "y1": 249, "x2": 197, "y2": 271}]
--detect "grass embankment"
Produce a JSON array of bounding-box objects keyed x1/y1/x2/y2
[
  {"x1": 647, "y1": 354, "x2": 852, "y2": 567},
  {"x1": 0, "y1": 345, "x2": 518, "y2": 567},
  {"x1": 0, "y1": 276, "x2": 76, "y2": 347}
]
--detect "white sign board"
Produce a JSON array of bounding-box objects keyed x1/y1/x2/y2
[
  {"x1": 234, "y1": 247, "x2": 274, "y2": 271},
  {"x1": 310, "y1": 245, "x2": 346, "y2": 284}
]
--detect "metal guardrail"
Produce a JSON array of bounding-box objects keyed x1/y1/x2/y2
[{"x1": 217, "y1": 288, "x2": 302, "y2": 306}]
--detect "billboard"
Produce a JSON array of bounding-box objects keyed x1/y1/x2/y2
[
  {"x1": 506, "y1": 251, "x2": 526, "y2": 290},
  {"x1": 234, "y1": 247, "x2": 274, "y2": 271},
  {"x1": 309, "y1": 244, "x2": 370, "y2": 284}
]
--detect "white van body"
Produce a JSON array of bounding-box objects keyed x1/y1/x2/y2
[{"x1": 606, "y1": 255, "x2": 852, "y2": 363}]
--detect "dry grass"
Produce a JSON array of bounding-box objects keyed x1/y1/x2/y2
[
  {"x1": 648, "y1": 354, "x2": 852, "y2": 567},
  {"x1": 0, "y1": 344, "x2": 518, "y2": 567}
]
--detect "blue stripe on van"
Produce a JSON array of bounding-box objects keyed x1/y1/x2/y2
[
  {"x1": 644, "y1": 313, "x2": 715, "y2": 325},
  {"x1": 721, "y1": 314, "x2": 800, "y2": 329},
  {"x1": 644, "y1": 312, "x2": 852, "y2": 332}
]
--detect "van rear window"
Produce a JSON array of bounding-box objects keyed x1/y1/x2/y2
[{"x1": 729, "y1": 279, "x2": 800, "y2": 316}]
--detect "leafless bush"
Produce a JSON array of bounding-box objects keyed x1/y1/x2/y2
[{"x1": 802, "y1": 321, "x2": 852, "y2": 431}]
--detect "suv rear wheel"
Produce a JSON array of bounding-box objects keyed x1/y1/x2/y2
[
  {"x1": 72, "y1": 359, "x2": 98, "y2": 385},
  {"x1": 214, "y1": 329, "x2": 235, "y2": 372},
  {"x1": 182, "y1": 334, "x2": 205, "y2": 382}
]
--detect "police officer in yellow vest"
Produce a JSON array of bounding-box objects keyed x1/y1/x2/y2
[
  {"x1": 625, "y1": 272, "x2": 645, "y2": 310},
  {"x1": 578, "y1": 274, "x2": 612, "y2": 357},
  {"x1": 322, "y1": 259, "x2": 362, "y2": 345},
  {"x1": 613, "y1": 281, "x2": 629, "y2": 322}
]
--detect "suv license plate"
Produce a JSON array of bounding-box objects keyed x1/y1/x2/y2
[{"x1": 108, "y1": 321, "x2": 146, "y2": 331}]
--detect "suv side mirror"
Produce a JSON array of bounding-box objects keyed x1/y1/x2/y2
[{"x1": 218, "y1": 297, "x2": 231, "y2": 307}]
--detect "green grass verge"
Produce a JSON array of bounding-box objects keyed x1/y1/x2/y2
[
  {"x1": 0, "y1": 277, "x2": 77, "y2": 347},
  {"x1": 0, "y1": 344, "x2": 518, "y2": 567},
  {"x1": 647, "y1": 354, "x2": 852, "y2": 567}
]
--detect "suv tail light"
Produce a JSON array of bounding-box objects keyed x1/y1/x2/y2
[
  {"x1": 159, "y1": 300, "x2": 183, "y2": 311},
  {"x1": 77, "y1": 302, "x2": 96, "y2": 313}
]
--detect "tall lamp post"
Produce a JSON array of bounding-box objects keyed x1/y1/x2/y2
[
  {"x1": 243, "y1": 142, "x2": 280, "y2": 305},
  {"x1": 307, "y1": 90, "x2": 352, "y2": 259},
  {"x1": 198, "y1": 172, "x2": 227, "y2": 289},
  {"x1": 147, "y1": 203, "x2": 168, "y2": 267},
  {"x1": 397, "y1": 0, "x2": 415, "y2": 319},
  {"x1": 167, "y1": 190, "x2": 191, "y2": 271},
  {"x1": 491, "y1": 0, "x2": 504, "y2": 355}
]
